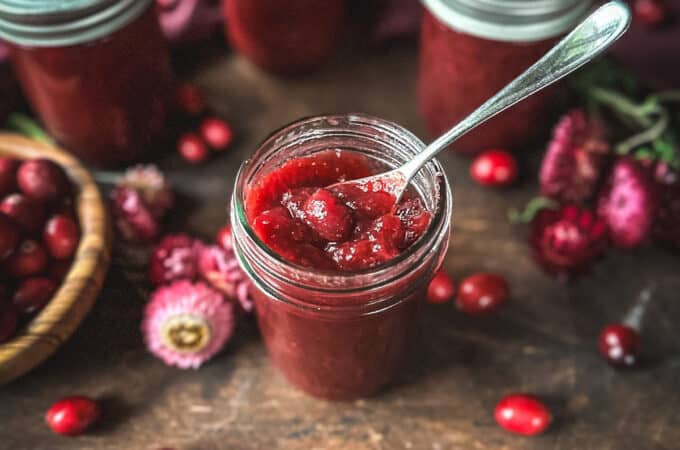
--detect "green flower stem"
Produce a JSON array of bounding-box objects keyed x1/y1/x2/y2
[
  {"x1": 587, "y1": 86, "x2": 655, "y2": 128},
  {"x1": 616, "y1": 109, "x2": 669, "y2": 155},
  {"x1": 6, "y1": 113, "x2": 54, "y2": 145},
  {"x1": 508, "y1": 197, "x2": 559, "y2": 224}
]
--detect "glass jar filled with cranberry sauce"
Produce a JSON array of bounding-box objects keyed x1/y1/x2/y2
[
  {"x1": 418, "y1": 0, "x2": 592, "y2": 153},
  {"x1": 0, "y1": 0, "x2": 175, "y2": 167},
  {"x1": 231, "y1": 114, "x2": 452, "y2": 400},
  {"x1": 223, "y1": 0, "x2": 345, "y2": 74}
]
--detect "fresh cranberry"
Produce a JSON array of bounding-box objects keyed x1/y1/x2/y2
[
  {"x1": 0, "y1": 193, "x2": 46, "y2": 232},
  {"x1": 44, "y1": 214, "x2": 80, "y2": 260},
  {"x1": 495, "y1": 393, "x2": 551, "y2": 436},
  {"x1": 456, "y1": 273, "x2": 509, "y2": 314},
  {"x1": 0, "y1": 157, "x2": 19, "y2": 196},
  {"x1": 599, "y1": 324, "x2": 640, "y2": 367},
  {"x1": 46, "y1": 396, "x2": 100, "y2": 436},
  {"x1": 303, "y1": 189, "x2": 353, "y2": 242},
  {"x1": 49, "y1": 259, "x2": 73, "y2": 282},
  {"x1": 200, "y1": 117, "x2": 234, "y2": 151},
  {"x1": 13, "y1": 277, "x2": 56, "y2": 316},
  {"x1": 216, "y1": 225, "x2": 233, "y2": 251},
  {"x1": 0, "y1": 302, "x2": 19, "y2": 343},
  {"x1": 634, "y1": 0, "x2": 666, "y2": 26},
  {"x1": 0, "y1": 213, "x2": 20, "y2": 260},
  {"x1": 427, "y1": 270, "x2": 456, "y2": 304},
  {"x1": 178, "y1": 133, "x2": 209, "y2": 164},
  {"x1": 176, "y1": 83, "x2": 205, "y2": 116},
  {"x1": 17, "y1": 159, "x2": 69, "y2": 202},
  {"x1": 3, "y1": 239, "x2": 48, "y2": 278},
  {"x1": 470, "y1": 149, "x2": 518, "y2": 187}
]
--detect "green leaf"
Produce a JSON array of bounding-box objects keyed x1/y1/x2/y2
[{"x1": 6, "y1": 113, "x2": 54, "y2": 145}]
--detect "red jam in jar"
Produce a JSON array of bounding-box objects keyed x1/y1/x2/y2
[
  {"x1": 224, "y1": 0, "x2": 344, "y2": 74},
  {"x1": 0, "y1": 0, "x2": 174, "y2": 167},
  {"x1": 232, "y1": 115, "x2": 452, "y2": 400},
  {"x1": 418, "y1": 0, "x2": 592, "y2": 153}
]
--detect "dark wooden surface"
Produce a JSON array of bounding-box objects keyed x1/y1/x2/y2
[{"x1": 1, "y1": 44, "x2": 679, "y2": 450}]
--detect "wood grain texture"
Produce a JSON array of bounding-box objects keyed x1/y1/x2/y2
[
  {"x1": 0, "y1": 134, "x2": 112, "y2": 384},
  {"x1": 0, "y1": 46, "x2": 678, "y2": 450}
]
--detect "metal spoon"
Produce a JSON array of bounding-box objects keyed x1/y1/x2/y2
[{"x1": 330, "y1": 1, "x2": 631, "y2": 201}]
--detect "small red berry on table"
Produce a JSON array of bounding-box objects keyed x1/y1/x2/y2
[
  {"x1": 470, "y1": 149, "x2": 518, "y2": 187},
  {"x1": 176, "y1": 83, "x2": 205, "y2": 116},
  {"x1": 427, "y1": 270, "x2": 456, "y2": 304},
  {"x1": 456, "y1": 272, "x2": 509, "y2": 314},
  {"x1": 46, "y1": 396, "x2": 101, "y2": 437},
  {"x1": 178, "y1": 133, "x2": 209, "y2": 164},
  {"x1": 495, "y1": 393, "x2": 552, "y2": 436},
  {"x1": 599, "y1": 323, "x2": 640, "y2": 367},
  {"x1": 200, "y1": 117, "x2": 234, "y2": 151},
  {"x1": 634, "y1": 0, "x2": 666, "y2": 27}
]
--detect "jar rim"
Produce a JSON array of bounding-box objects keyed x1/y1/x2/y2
[
  {"x1": 0, "y1": 0, "x2": 152, "y2": 46},
  {"x1": 422, "y1": 0, "x2": 593, "y2": 42},
  {"x1": 230, "y1": 114, "x2": 452, "y2": 308}
]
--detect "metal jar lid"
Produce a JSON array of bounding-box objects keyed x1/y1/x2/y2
[
  {"x1": 0, "y1": 0, "x2": 153, "y2": 47},
  {"x1": 422, "y1": 0, "x2": 594, "y2": 42}
]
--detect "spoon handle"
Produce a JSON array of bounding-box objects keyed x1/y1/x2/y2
[{"x1": 402, "y1": 1, "x2": 631, "y2": 178}]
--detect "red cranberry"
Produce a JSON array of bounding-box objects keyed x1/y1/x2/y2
[
  {"x1": 3, "y1": 239, "x2": 48, "y2": 278},
  {"x1": 0, "y1": 157, "x2": 19, "y2": 196},
  {"x1": 599, "y1": 324, "x2": 640, "y2": 367},
  {"x1": 200, "y1": 117, "x2": 234, "y2": 151},
  {"x1": 44, "y1": 214, "x2": 80, "y2": 260},
  {"x1": 0, "y1": 193, "x2": 46, "y2": 232},
  {"x1": 0, "y1": 302, "x2": 19, "y2": 343},
  {"x1": 216, "y1": 225, "x2": 233, "y2": 251},
  {"x1": 495, "y1": 393, "x2": 551, "y2": 436},
  {"x1": 634, "y1": 0, "x2": 666, "y2": 26},
  {"x1": 46, "y1": 396, "x2": 100, "y2": 436},
  {"x1": 457, "y1": 272, "x2": 509, "y2": 314},
  {"x1": 0, "y1": 213, "x2": 20, "y2": 260},
  {"x1": 178, "y1": 133, "x2": 209, "y2": 164},
  {"x1": 17, "y1": 159, "x2": 69, "y2": 202},
  {"x1": 303, "y1": 188, "x2": 353, "y2": 241},
  {"x1": 427, "y1": 270, "x2": 456, "y2": 304},
  {"x1": 470, "y1": 149, "x2": 518, "y2": 187},
  {"x1": 176, "y1": 83, "x2": 205, "y2": 116},
  {"x1": 13, "y1": 277, "x2": 56, "y2": 316}
]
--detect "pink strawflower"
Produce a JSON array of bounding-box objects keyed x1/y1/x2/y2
[
  {"x1": 119, "y1": 164, "x2": 174, "y2": 219},
  {"x1": 198, "y1": 244, "x2": 253, "y2": 313},
  {"x1": 111, "y1": 186, "x2": 160, "y2": 242},
  {"x1": 149, "y1": 233, "x2": 201, "y2": 285},
  {"x1": 540, "y1": 110, "x2": 609, "y2": 203},
  {"x1": 143, "y1": 280, "x2": 235, "y2": 369}
]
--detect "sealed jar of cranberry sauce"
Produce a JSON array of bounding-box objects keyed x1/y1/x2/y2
[
  {"x1": 231, "y1": 114, "x2": 452, "y2": 400},
  {"x1": 418, "y1": 0, "x2": 592, "y2": 153},
  {"x1": 0, "y1": 0, "x2": 174, "y2": 166},
  {"x1": 224, "y1": 0, "x2": 344, "y2": 74}
]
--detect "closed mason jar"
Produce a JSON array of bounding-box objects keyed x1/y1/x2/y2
[
  {"x1": 223, "y1": 0, "x2": 344, "y2": 74},
  {"x1": 231, "y1": 114, "x2": 452, "y2": 400},
  {"x1": 418, "y1": 0, "x2": 592, "y2": 153},
  {"x1": 0, "y1": 0, "x2": 175, "y2": 167}
]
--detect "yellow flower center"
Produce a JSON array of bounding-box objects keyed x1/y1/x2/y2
[{"x1": 161, "y1": 314, "x2": 212, "y2": 353}]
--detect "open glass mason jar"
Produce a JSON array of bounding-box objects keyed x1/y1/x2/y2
[
  {"x1": 0, "y1": 0, "x2": 174, "y2": 166},
  {"x1": 231, "y1": 114, "x2": 452, "y2": 400},
  {"x1": 418, "y1": 0, "x2": 592, "y2": 153}
]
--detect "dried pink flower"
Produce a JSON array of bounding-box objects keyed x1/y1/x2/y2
[
  {"x1": 198, "y1": 244, "x2": 253, "y2": 313},
  {"x1": 143, "y1": 280, "x2": 235, "y2": 369}
]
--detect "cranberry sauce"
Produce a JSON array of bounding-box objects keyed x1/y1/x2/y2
[
  {"x1": 224, "y1": 0, "x2": 344, "y2": 74},
  {"x1": 9, "y1": 7, "x2": 174, "y2": 166},
  {"x1": 418, "y1": 10, "x2": 557, "y2": 153},
  {"x1": 245, "y1": 150, "x2": 432, "y2": 271}
]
